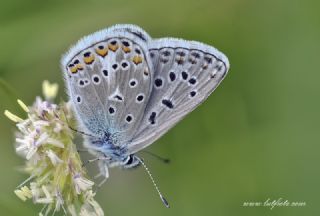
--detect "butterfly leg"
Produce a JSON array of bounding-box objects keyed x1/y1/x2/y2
[
  {"x1": 82, "y1": 156, "x2": 110, "y2": 167},
  {"x1": 97, "y1": 178, "x2": 108, "y2": 188},
  {"x1": 93, "y1": 163, "x2": 109, "y2": 190}
]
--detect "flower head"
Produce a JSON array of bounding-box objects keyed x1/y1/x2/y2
[{"x1": 5, "y1": 81, "x2": 104, "y2": 216}]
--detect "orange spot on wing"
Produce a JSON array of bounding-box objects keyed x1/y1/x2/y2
[
  {"x1": 122, "y1": 46, "x2": 131, "y2": 53},
  {"x1": 77, "y1": 64, "x2": 84, "y2": 70},
  {"x1": 108, "y1": 44, "x2": 119, "y2": 52},
  {"x1": 84, "y1": 55, "x2": 95, "y2": 64},
  {"x1": 70, "y1": 66, "x2": 78, "y2": 73},
  {"x1": 133, "y1": 55, "x2": 143, "y2": 65},
  {"x1": 96, "y1": 48, "x2": 108, "y2": 57}
]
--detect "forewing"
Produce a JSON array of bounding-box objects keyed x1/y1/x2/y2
[
  {"x1": 61, "y1": 25, "x2": 154, "y2": 143},
  {"x1": 128, "y1": 38, "x2": 229, "y2": 153}
]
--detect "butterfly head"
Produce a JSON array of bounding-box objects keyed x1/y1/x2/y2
[
  {"x1": 122, "y1": 154, "x2": 141, "y2": 169},
  {"x1": 84, "y1": 134, "x2": 141, "y2": 169}
]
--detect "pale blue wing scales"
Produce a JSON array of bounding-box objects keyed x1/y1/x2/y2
[
  {"x1": 128, "y1": 38, "x2": 229, "y2": 153},
  {"x1": 62, "y1": 25, "x2": 154, "y2": 142},
  {"x1": 66, "y1": 57, "x2": 109, "y2": 135}
]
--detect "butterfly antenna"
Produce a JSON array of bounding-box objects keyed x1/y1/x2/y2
[
  {"x1": 68, "y1": 126, "x2": 96, "y2": 138},
  {"x1": 136, "y1": 157, "x2": 170, "y2": 208},
  {"x1": 142, "y1": 150, "x2": 170, "y2": 164}
]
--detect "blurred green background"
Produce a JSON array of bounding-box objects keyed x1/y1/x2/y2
[{"x1": 1, "y1": 0, "x2": 319, "y2": 215}]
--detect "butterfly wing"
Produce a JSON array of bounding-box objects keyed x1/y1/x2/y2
[
  {"x1": 61, "y1": 25, "x2": 154, "y2": 143},
  {"x1": 128, "y1": 38, "x2": 229, "y2": 153}
]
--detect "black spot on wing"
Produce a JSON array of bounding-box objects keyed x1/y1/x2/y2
[
  {"x1": 169, "y1": 72, "x2": 176, "y2": 82},
  {"x1": 181, "y1": 71, "x2": 189, "y2": 80},
  {"x1": 126, "y1": 114, "x2": 133, "y2": 123},
  {"x1": 129, "y1": 79, "x2": 137, "y2": 87},
  {"x1": 135, "y1": 48, "x2": 141, "y2": 54},
  {"x1": 162, "y1": 99, "x2": 174, "y2": 109},
  {"x1": 136, "y1": 94, "x2": 144, "y2": 102},
  {"x1": 149, "y1": 112, "x2": 157, "y2": 124},
  {"x1": 114, "y1": 95, "x2": 123, "y2": 101},
  {"x1": 102, "y1": 69, "x2": 108, "y2": 77},
  {"x1": 189, "y1": 78, "x2": 197, "y2": 85},
  {"x1": 109, "y1": 106, "x2": 115, "y2": 114},
  {"x1": 190, "y1": 91, "x2": 197, "y2": 97},
  {"x1": 154, "y1": 78, "x2": 163, "y2": 87},
  {"x1": 122, "y1": 41, "x2": 130, "y2": 46},
  {"x1": 121, "y1": 62, "x2": 129, "y2": 68}
]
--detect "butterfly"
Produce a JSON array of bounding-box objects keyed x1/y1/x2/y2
[{"x1": 61, "y1": 24, "x2": 229, "y2": 207}]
